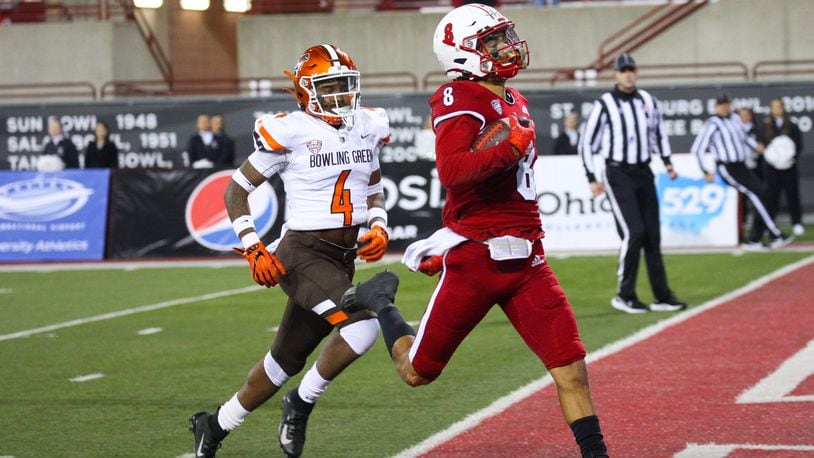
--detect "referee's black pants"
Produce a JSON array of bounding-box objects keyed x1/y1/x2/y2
[
  {"x1": 716, "y1": 162, "x2": 782, "y2": 242},
  {"x1": 603, "y1": 164, "x2": 672, "y2": 302}
]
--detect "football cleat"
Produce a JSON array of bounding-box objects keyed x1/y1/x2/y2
[
  {"x1": 279, "y1": 390, "x2": 313, "y2": 458},
  {"x1": 610, "y1": 296, "x2": 649, "y2": 314},
  {"x1": 649, "y1": 296, "x2": 687, "y2": 312},
  {"x1": 741, "y1": 241, "x2": 768, "y2": 252},
  {"x1": 343, "y1": 270, "x2": 400, "y2": 314},
  {"x1": 190, "y1": 410, "x2": 228, "y2": 458},
  {"x1": 769, "y1": 234, "x2": 794, "y2": 250}
]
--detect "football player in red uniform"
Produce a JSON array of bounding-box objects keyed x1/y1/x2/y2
[{"x1": 345, "y1": 4, "x2": 608, "y2": 457}]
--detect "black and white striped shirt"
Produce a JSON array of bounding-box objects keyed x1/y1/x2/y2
[
  {"x1": 579, "y1": 87, "x2": 672, "y2": 182},
  {"x1": 691, "y1": 113, "x2": 759, "y2": 174}
]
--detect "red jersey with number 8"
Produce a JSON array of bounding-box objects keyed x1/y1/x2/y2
[{"x1": 429, "y1": 80, "x2": 543, "y2": 242}]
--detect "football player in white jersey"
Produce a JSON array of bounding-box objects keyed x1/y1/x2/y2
[{"x1": 189, "y1": 44, "x2": 391, "y2": 458}]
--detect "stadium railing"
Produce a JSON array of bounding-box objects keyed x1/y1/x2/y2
[
  {"x1": 753, "y1": 60, "x2": 814, "y2": 81},
  {"x1": 99, "y1": 72, "x2": 418, "y2": 99},
  {"x1": 0, "y1": 81, "x2": 97, "y2": 100}
]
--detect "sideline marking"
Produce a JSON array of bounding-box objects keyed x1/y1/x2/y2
[
  {"x1": 737, "y1": 337, "x2": 814, "y2": 404},
  {"x1": 675, "y1": 443, "x2": 814, "y2": 458},
  {"x1": 393, "y1": 254, "x2": 814, "y2": 458},
  {"x1": 0, "y1": 261, "x2": 394, "y2": 343},
  {"x1": 69, "y1": 373, "x2": 104, "y2": 383}
]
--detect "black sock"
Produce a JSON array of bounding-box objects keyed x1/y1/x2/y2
[
  {"x1": 569, "y1": 415, "x2": 608, "y2": 458},
  {"x1": 287, "y1": 389, "x2": 315, "y2": 414},
  {"x1": 376, "y1": 305, "x2": 416, "y2": 355}
]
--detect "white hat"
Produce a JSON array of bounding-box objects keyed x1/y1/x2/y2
[{"x1": 764, "y1": 135, "x2": 796, "y2": 170}]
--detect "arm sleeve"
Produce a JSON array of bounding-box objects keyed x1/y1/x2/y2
[
  {"x1": 691, "y1": 120, "x2": 716, "y2": 174},
  {"x1": 248, "y1": 114, "x2": 292, "y2": 177},
  {"x1": 650, "y1": 97, "x2": 672, "y2": 165},
  {"x1": 434, "y1": 115, "x2": 519, "y2": 190},
  {"x1": 579, "y1": 100, "x2": 605, "y2": 182}
]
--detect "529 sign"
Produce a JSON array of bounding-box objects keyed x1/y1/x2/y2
[{"x1": 660, "y1": 183, "x2": 727, "y2": 216}]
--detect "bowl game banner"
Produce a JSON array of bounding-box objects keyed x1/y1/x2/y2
[{"x1": 0, "y1": 169, "x2": 110, "y2": 261}]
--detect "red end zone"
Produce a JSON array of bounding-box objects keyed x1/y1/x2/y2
[{"x1": 420, "y1": 259, "x2": 814, "y2": 457}]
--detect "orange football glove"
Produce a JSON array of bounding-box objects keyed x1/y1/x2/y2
[
  {"x1": 507, "y1": 115, "x2": 536, "y2": 158},
  {"x1": 357, "y1": 225, "x2": 389, "y2": 263},
  {"x1": 232, "y1": 241, "x2": 286, "y2": 288},
  {"x1": 417, "y1": 255, "x2": 443, "y2": 277}
]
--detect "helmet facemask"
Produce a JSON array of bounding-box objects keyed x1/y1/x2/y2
[
  {"x1": 301, "y1": 71, "x2": 360, "y2": 126},
  {"x1": 463, "y1": 24, "x2": 528, "y2": 80}
]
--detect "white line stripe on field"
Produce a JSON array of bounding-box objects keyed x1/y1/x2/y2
[
  {"x1": 392, "y1": 254, "x2": 814, "y2": 458},
  {"x1": 0, "y1": 286, "x2": 259, "y2": 342},
  {"x1": 137, "y1": 327, "x2": 164, "y2": 336},
  {"x1": 675, "y1": 443, "x2": 814, "y2": 458},
  {"x1": 0, "y1": 261, "x2": 395, "y2": 343}
]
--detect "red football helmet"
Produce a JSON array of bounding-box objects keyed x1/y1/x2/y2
[{"x1": 284, "y1": 44, "x2": 360, "y2": 126}]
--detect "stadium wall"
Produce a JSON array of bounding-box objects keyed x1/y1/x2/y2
[
  {"x1": 0, "y1": 0, "x2": 810, "y2": 91},
  {"x1": 237, "y1": 0, "x2": 813, "y2": 83},
  {"x1": 0, "y1": 21, "x2": 164, "y2": 90}
]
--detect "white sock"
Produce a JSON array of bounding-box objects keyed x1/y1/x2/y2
[
  {"x1": 217, "y1": 393, "x2": 250, "y2": 431},
  {"x1": 297, "y1": 364, "x2": 330, "y2": 404}
]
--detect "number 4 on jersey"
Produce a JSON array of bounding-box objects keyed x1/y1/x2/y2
[{"x1": 331, "y1": 169, "x2": 353, "y2": 225}]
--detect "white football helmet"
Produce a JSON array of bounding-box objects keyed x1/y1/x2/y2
[{"x1": 432, "y1": 4, "x2": 528, "y2": 81}]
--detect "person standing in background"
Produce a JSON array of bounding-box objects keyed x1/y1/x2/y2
[
  {"x1": 188, "y1": 114, "x2": 215, "y2": 168},
  {"x1": 691, "y1": 94, "x2": 791, "y2": 251},
  {"x1": 84, "y1": 121, "x2": 119, "y2": 169},
  {"x1": 580, "y1": 53, "x2": 686, "y2": 314},
  {"x1": 43, "y1": 117, "x2": 79, "y2": 169},
  {"x1": 553, "y1": 112, "x2": 580, "y2": 155},
  {"x1": 210, "y1": 113, "x2": 235, "y2": 167},
  {"x1": 763, "y1": 98, "x2": 805, "y2": 236},
  {"x1": 738, "y1": 108, "x2": 762, "y2": 174}
]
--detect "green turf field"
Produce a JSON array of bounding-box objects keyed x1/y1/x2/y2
[{"x1": 0, "y1": 250, "x2": 810, "y2": 457}]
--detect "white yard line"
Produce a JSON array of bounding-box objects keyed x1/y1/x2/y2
[
  {"x1": 392, "y1": 254, "x2": 814, "y2": 458},
  {"x1": 0, "y1": 260, "x2": 395, "y2": 343}
]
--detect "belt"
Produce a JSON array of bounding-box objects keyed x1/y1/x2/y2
[
  {"x1": 606, "y1": 160, "x2": 650, "y2": 169},
  {"x1": 297, "y1": 231, "x2": 357, "y2": 264}
]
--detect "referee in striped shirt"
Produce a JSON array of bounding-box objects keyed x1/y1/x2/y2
[
  {"x1": 691, "y1": 93, "x2": 792, "y2": 250},
  {"x1": 580, "y1": 53, "x2": 686, "y2": 314}
]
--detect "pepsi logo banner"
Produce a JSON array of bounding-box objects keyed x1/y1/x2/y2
[
  {"x1": 0, "y1": 169, "x2": 110, "y2": 262},
  {"x1": 106, "y1": 169, "x2": 285, "y2": 259},
  {"x1": 185, "y1": 170, "x2": 278, "y2": 251}
]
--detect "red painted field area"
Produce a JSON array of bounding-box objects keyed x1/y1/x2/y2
[{"x1": 425, "y1": 262, "x2": 814, "y2": 457}]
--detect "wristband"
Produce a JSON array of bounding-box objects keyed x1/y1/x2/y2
[
  {"x1": 232, "y1": 215, "x2": 255, "y2": 237},
  {"x1": 231, "y1": 169, "x2": 257, "y2": 193},
  {"x1": 367, "y1": 207, "x2": 387, "y2": 227},
  {"x1": 240, "y1": 232, "x2": 260, "y2": 249}
]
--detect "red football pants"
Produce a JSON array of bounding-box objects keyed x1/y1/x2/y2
[{"x1": 409, "y1": 240, "x2": 586, "y2": 381}]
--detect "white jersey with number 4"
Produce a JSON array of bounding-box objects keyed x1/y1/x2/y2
[{"x1": 248, "y1": 108, "x2": 390, "y2": 231}]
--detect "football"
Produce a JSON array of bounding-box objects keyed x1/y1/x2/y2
[{"x1": 471, "y1": 117, "x2": 530, "y2": 151}]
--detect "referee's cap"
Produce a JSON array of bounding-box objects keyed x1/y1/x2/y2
[
  {"x1": 715, "y1": 93, "x2": 732, "y2": 104},
  {"x1": 614, "y1": 53, "x2": 637, "y2": 71}
]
